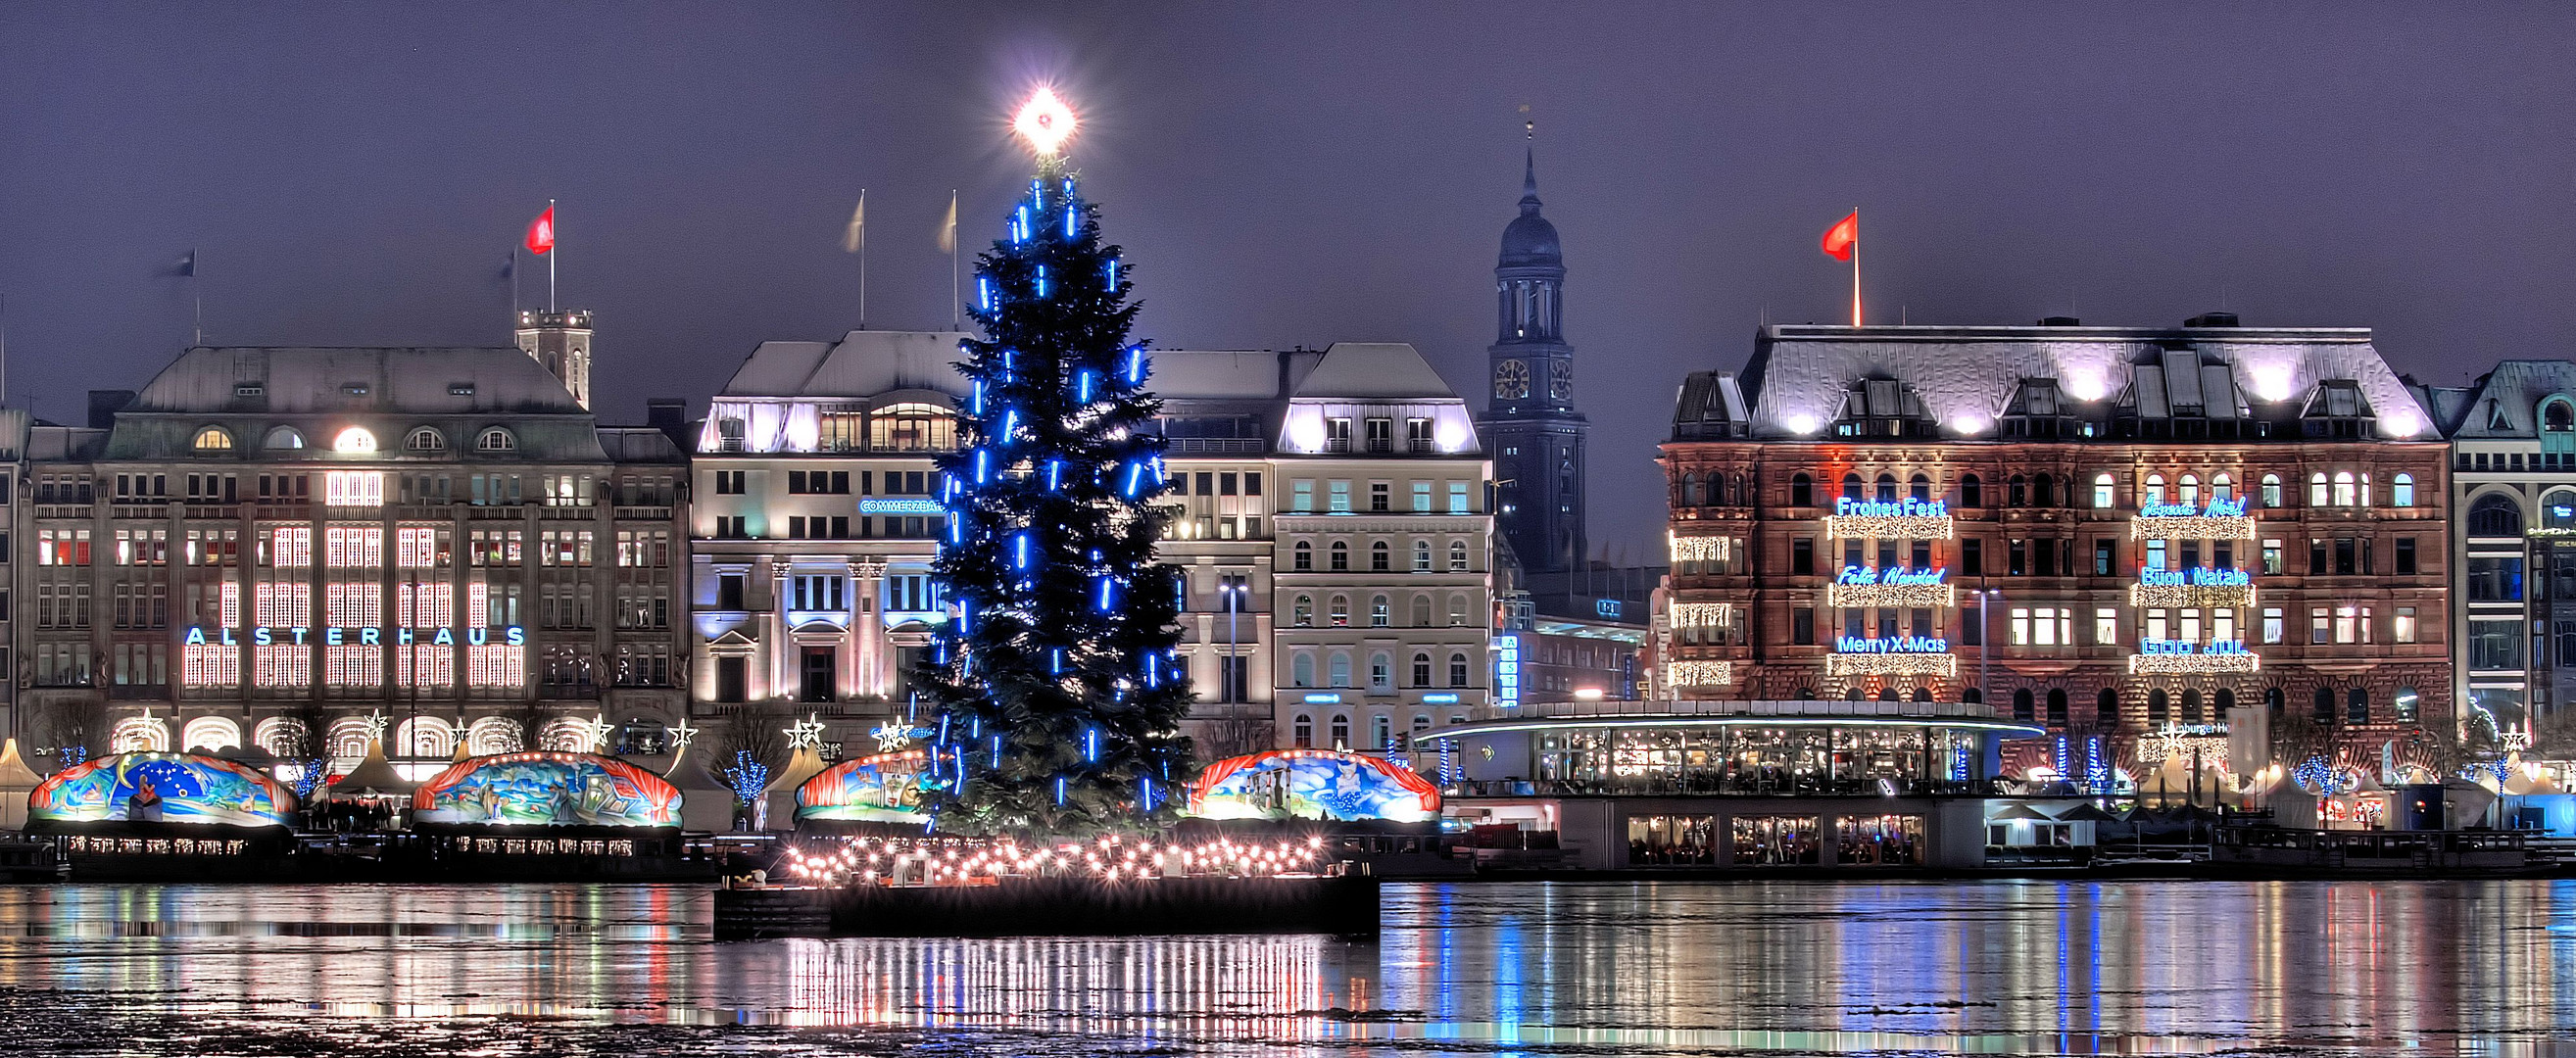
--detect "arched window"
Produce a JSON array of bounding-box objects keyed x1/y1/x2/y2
[
  {"x1": 1370, "y1": 594, "x2": 1390, "y2": 628},
  {"x1": 1410, "y1": 595, "x2": 1432, "y2": 627},
  {"x1": 1329, "y1": 652, "x2": 1352, "y2": 689},
  {"x1": 1292, "y1": 596, "x2": 1313, "y2": 627},
  {"x1": 2179, "y1": 474, "x2": 2201, "y2": 505},
  {"x1": 1791, "y1": 473, "x2": 1815, "y2": 506},
  {"x1": 1292, "y1": 541, "x2": 1312, "y2": 570},
  {"x1": 1292, "y1": 714, "x2": 1313, "y2": 747},
  {"x1": 1411, "y1": 652, "x2": 1432, "y2": 686},
  {"x1": 2143, "y1": 474, "x2": 2166, "y2": 505},
  {"x1": 1962, "y1": 687, "x2": 1981, "y2": 704},
  {"x1": 1329, "y1": 714, "x2": 1350, "y2": 749},
  {"x1": 2546, "y1": 491, "x2": 2576, "y2": 533},
  {"x1": 2469, "y1": 493, "x2": 2525, "y2": 538},
  {"x1": 2148, "y1": 690, "x2": 2169, "y2": 726},
  {"x1": 1875, "y1": 473, "x2": 1898, "y2": 502},
  {"x1": 1912, "y1": 687, "x2": 1933, "y2": 702},
  {"x1": 2333, "y1": 471, "x2": 2357, "y2": 506},
  {"x1": 1329, "y1": 541, "x2": 1349, "y2": 571},
  {"x1": 2313, "y1": 687, "x2": 2336, "y2": 725},
  {"x1": 332, "y1": 427, "x2": 376, "y2": 454},
  {"x1": 191, "y1": 427, "x2": 234, "y2": 454},
  {"x1": 2092, "y1": 473, "x2": 2115, "y2": 508},
  {"x1": 2211, "y1": 473, "x2": 2234, "y2": 501},
  {"x1": 1842, "y1": 472, "x2": 1864, "y2": 501},
  {"x1": 2012, "y1": 688, "x2": 2034, "y2": 723},
  {"x1": 2046, "y1": 689, "x2": 2067, "y2": 727},
  {"x1": 2309, "y1": 472, "x2": 2330, "y2": 506},
  {"x1": 1798, "y1": 687, "x2": 1819, "y2": 700},
  {"x1": 2549, "y1": 400, "x2": 2575, "y2": 432},
  {"x1": 1448, "y1": 652, "x2": 1470, "y2": 687},
  {"x1": 1328, "y1": 596, "x2": 1349, "y2": 627},
  {"x1": 264, "y1": 426, "x2": 305, "y2": 450},
  {"x1": 1448, "y1": 593, "x2": 1470, "y2": 626},
  {"x1": 1449, "y1": 540, "x2": 1469, "y2": 571},
  {"x1": 1369, "y1": 651, "x2": 1393, "y2": 693},
  {"x1": 2214, "y1": 688, "x2": 2235, "y2": 718},
  {"x1": 1962, "y1": 474, "x2": 1983, "y2": 507},
  {"x1": 2008, "y1": 475, "x2": 2028, "y2": 506},
  {"x1": 2393, "y1": 473, "x2": 2416, "y2": 507},
  {"x1": 2260, "y1": 474, "x2": 2283, "y2": 508},
  {"x1": 2348, "y1": 688, "x2": 2369, "y2": 726},
  {"x1": 1846, "y1": 687, "x2": 1866, "y2": 700},
  {"x1": 2097, "y1": 688, "x2": 2118, "y2": 728},
  {"x1": 2181, "y1": 689, "x2": 2203, "y2": 724},
  {"x1": 476, "y1": 427, "x2": 516, "y2": 452},
  {"x1": 2264, "y1": 687, "x2": 2285, "y2": 718},
  {"x1": 2394, "y1": 686, "x2": 2420, "y2": 722},
  {"x1": 1370, "y1": 540, "x2": 1389, "y2": 571},
  {"x1": 1877, "y1": 687, "x2": 1899, "y2": 702},
  {"x1": 404, "y1": 427, "x2": 446, "y2": 452},
  {"x1": 1910, "y1": 473, "x2": 1931, "y2": 502},
  {"x1": 1679, "y1": 473, "x2": 1700, "y2": 506},
  {"x1": 1373, "y1": 715, "x2": 1391, "y2": 749},
  {"x1": 870, "y1": 402, "x2": 957, "y2": 452},
  {"x1": 1291, "y1": 653, "x2": 1315, "y2": 688},
  {"x1": 2033, "y1": 473, "x2": 2055, "y2": 507}
]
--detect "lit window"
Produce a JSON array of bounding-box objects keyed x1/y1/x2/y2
[
  {"x1": 2091, "y1": 473, "x2": 2114, "y2": 508},
  {"x1": 477, "y1": 427, "x2": 517, "y2": 452},
  {"x1": 324, "y1": 470, "x2": 384, "y2": 507},
  {"x1": 405, "y1": 427, "x2": 446, "y2": 452},
  {"x1": 2333, "y1": 471, "x2": 2357, "y2": 507},
  {"x1": 334, "y1": 427, "x2": 376, "y2": 454},
  {"x1": 192, "y1": 427, "x2": 234, "y2": 453}
]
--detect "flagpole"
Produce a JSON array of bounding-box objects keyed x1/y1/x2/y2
[
  {"x1": 1850, "y1": 208, "x2": 1861, "y2": 328},
  {"x1": 548, "y1": 199, "x2": 558, "y2": 313},
  {"x1": 949, "y1": 189, "x2": 960, "y2": 331},
  {"x1": 192, "y1": 246, "x2": 204, "y2": 347},
  {"x1": 858, "y1": 188, "x2": 868, "y2": 331},
  {"x1": 510, "y1": 246, "x2": 519, "y2": 322}
]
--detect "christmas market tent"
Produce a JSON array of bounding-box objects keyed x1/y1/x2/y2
[
  {"x1": 0, "y1": 740, "x2": 43, "y2": 830},
  {"x1": 660, "y1": 744, "x2": 737, "y2": 833},
  {"x1": 328, "y1": 740, "x2": 415, "y2": 799}
]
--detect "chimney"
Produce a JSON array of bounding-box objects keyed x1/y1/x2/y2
[
  {"x1": 646, "y1": 398, "x2": 689, "y2": 448},
  {"x1": 2037, "y1": 316, "x2": 2081, "y2": 327},
  {"x1": 88, "y1": 389, "x2": 134, "y2": 430},
  {"x1": 2185, "y1": 312, "x2": 2241, "y2": 328}
]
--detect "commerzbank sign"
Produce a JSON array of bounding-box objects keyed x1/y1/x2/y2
[{"x1": 183, "y1": 626, "x2": 528, "y2": 648}]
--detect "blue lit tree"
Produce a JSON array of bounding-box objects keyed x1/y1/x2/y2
[{"x1": 911, "y1": 90, "x2": 1193, "y2": 836}]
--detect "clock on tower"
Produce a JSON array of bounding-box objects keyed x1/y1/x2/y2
[{"x1": 1495, "y1": 359, "x2": 1530, "y2": 400}]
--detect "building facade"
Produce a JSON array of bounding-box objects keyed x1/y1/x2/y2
[
  {"x1": 1659, "y1": 319, "x2": 2453, "y2": 781},
  {"x1": 2413, "y1": 361, "x2": 2576, "y2": 735},
  {"x1": 690, "y1": 335, "x2": 1496, "y2": 761},
  {"x1": 16, "y1": 344, "x2": 688, "y2": 769}
]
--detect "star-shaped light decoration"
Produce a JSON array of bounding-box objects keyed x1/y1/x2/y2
[
  {"x1": 2503, "y1": 725, "x2": 2533, "y2": 756},
  {"x1": 786, "y1": 714, "x2": 826, "y2": 750},
  {"x1": 1013, "y1": 87, "x2": 1077, "y2": 158},
  {"x1": 870, "y1": 723, "x2": 915, "y2": 754},
  {"x1": 575, "y1": 713, "x2": 615, "y2": 753},
  {"x1": 665, "y1": 718, "x2": 700, "y2": 749},
  {"x1": 362, "y1": 711, "x2": 390, "y2": 745}
]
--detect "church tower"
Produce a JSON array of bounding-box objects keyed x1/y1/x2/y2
[
  {"x1": 515, "y1": 309, "x2": 593, "y2": 409},
  {"x1": 1479, "y1": 135, "x2": 1588, "y2": 575}
]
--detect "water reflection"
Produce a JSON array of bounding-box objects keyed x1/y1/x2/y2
[{"x1": 0, "y1": 880, "x2": 2572, "y2": 1054}]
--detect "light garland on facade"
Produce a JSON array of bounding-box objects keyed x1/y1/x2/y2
[
  {"x1": 1668, "y1": 602, "x2": 1732, "y2": 627},
  {"x1": 2136, "y1": 724, "x2": 2232, "y2": 765},
  {"x1": 1826, "y1": 652, "x2": 1958, "y2": 677},
  {"x1": 1665, "y1": 660, "x2": 1733, "y2": 687},
  {"x1": 2129, "y1": 583, "x2": 2256, "y2": 608},
  {"x1": 1824, "y1": 513, "x2": 1954, "y2": 541},
  {"x1": 1668, "y1": 533, "x2": 1729, "y2": 563},
  {"x1": 1829, "y1": 583, "x2": 1956, "y2": 608},
  {"x1": 2126, "y1": 651, "x2": 2260, "y2": 675},
  {"x1": 2129, "y1": 515, "x2": 2255, "y2": 541}
]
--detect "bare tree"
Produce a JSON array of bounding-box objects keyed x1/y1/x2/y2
[
  {"x1": 2267, "y1": 707, "x2": 2335, "y2": 773},
  {"x1": 503, "y1": 698, "x2": 553, "y2": 753},
  {"x1": 1197, "y1": 707, "x2": 1275, "y2": 762},
  {"x1": 34, "y1": 697, "x2": 109, "y2": 767},
  {"x1": 2530, "y1": 709, "x2": 2576, "y2": 761}
]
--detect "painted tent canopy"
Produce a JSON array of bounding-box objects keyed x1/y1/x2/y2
[
  {"x1": 1187, "y1": 749, "x2": 1440, "y2": 823},
  {"x1": 29, "y1": 752, "x2": 296, "y2": 829},
  {"x1": 796, "y1": 750, "x2": 927, "y2": 823},
  {"x1": 412, "y1": 751, "x2": 681, "y2": 828}
]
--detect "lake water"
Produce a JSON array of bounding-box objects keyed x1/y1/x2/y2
[{"x1": 0, "y1": 879, "x2": 2571, "y2": 1055}]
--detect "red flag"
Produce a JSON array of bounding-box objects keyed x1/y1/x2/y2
[
  {"x1": 524, "y1": 207, "x2": 556, "y2": 256},
  {"x1": 1821, "y1": 211, "x2": 1857, "y2": 261}
]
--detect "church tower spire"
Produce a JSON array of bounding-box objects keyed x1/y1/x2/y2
[{"x1": 1479, "y1": 120, "x2": 1588, "y2": 576}]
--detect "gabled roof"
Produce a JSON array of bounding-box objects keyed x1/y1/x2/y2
[
  {"x1": 1291, "y1": 343, "x2": 1456, "y2": 400},
  {"x1": 717, "y1": 330, "x2": 973, "y2": 399}
]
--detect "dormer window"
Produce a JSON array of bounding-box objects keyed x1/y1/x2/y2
[
  {"x1": 477, "y1": 427, "x2": 517, "y2": 453},
  {"x1": 342, "y1": 383, "x2": 369, "y2": 397},
  {"x1": 405, "y1": 427, "x2": 447, "y2": 452},
  {"x1": 450, "y1": 383, "x2": 476, "y2": 397},
  {"x1": 333, "y1": 427, "x2": 376, "y2": 454}
]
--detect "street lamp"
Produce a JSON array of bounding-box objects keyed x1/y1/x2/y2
[{"x1": 1974, "y1": 588, "x2": 2001, "y2": 710}]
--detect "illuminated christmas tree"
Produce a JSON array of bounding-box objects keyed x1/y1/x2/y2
[{"x1": 911, "y1": 89, "x2": 1193, "y2": 835}]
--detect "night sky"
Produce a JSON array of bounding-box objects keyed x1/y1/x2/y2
[{"x1": 4, "y1": 3, "x2": 2570, "y2": 556}]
